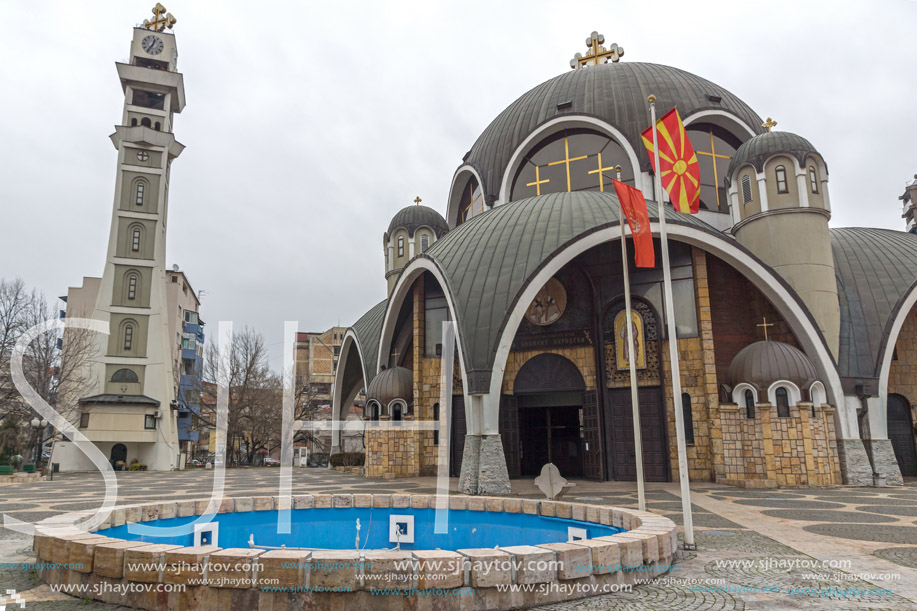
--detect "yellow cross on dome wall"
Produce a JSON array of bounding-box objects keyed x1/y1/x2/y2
[
  {"x1": 570, "y1": 32, "x2": 624, "y2": 69},
  {"x1": 762, "y1": 117, "x2": 778, "y2": 132}
]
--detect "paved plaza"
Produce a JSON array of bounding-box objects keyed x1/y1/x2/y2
[{"x1": 2, "y1": 469, "x2": 917, "y2": 609}]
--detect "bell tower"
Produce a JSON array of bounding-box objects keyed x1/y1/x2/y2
[{"x1": 72, "y1": 5, "x2": 187, "y2": 471}]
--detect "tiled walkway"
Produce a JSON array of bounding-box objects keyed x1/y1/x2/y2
[{"x1": 2, "y1": 470, "x2": 916, "y2": 609}]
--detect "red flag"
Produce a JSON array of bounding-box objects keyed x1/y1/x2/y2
[
  {"x1": 641, "y1": 107, "x2": 701, "y2": 214},
  {"x1": 613, "y1": 180, "x2": 655, "y2": 268}
]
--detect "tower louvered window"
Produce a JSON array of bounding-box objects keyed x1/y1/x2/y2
[{"x1": 741, "y1": 175, "x2": 753, "y2": 204}]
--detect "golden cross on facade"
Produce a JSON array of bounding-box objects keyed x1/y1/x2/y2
[
  {"x1": 587, "y1": 152, "x2": 617, "y2": 192},
  {"x1": 757, "y1": 316, "x2": 775, "y2": 341},
  {"x1": 762, "y1": 117, "x2": 778, "y2": 132},
  {"x1": 696, "y1": 130, "x2": 731, "y2": 210},
  {"x1": 143, "y1": 3, "x2": 177, "y2": 32},
  {"x1": 548, "y1": 137, "x2": 588, "y2": 191},
  {"x1": 414, "y1": 196, "x2": 422, "y2": 205},
  {"x1": 526, "y1": 165, "x2": 550, "y2": 196},
  {"x1": 570, "y1": 32, "x2": 624, "y2": 70}
]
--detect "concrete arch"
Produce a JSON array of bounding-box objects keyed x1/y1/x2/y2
[
  {"x1": 683, "y1": 109, "x2": 758, "y2": 139},
  {"x1": 732, "y1": 383, "x2": 759, "y2": 406},
  {"x1": 446, "y1": 165, "x2": 487, "y2": 228},
  {"x1": 767, "y1": 380, "x2": 802, "y2": 407},
  {"x1": 876, "y1": 281, "x2": 917, "y2": 440},
  {"x1": 496, "y1": 115, "x2": 643, "y2": 206},
  {"x1": 484, "y1": 222, "x2": 852, "y2": 438},
  {"x1": 330, "y1": 330, "x2": 368, "y2": 448},
  {"x1": 377, "y1": 258, "x2": 473, "y2": 429}
]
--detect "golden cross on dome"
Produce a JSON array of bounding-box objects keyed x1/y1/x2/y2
[
  {"x1": 548, "y1": 137, "x2": 588, "y2": 192},
  {"x1": 143, "y1": 3, "x2": 177, "y2": 32},
  {"x1": 526, "y1": 166, "x2": 550, "y2": 196},
  {"x1": 414, "y1": 196, "x2": 422, "y2": 205},
  {"x1": 570, "y1": 32, "x2": 624, "y2": 70},
  {"x1": 762, "y1": 117, "x2": 778, "y2": 132},
  {"x1": 757, "y1": 316, "x2": 775, "y2": 341}
]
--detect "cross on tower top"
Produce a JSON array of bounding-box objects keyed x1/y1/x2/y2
[
  {"x1": 414, "y1": 196, "x2": 422, "y2": 205},
  {"x1": 762, "y1": 117, "x2": 778, "y2": 132},
  {"x1": 143, "y1": 3, "x2": 177, "y2": 32},
  {"x1": 757, "y1": 316, "x2": 775, "y2": 341},
  {"x1": 570, "y1": 32, "x2": 624, "y2": 70}
]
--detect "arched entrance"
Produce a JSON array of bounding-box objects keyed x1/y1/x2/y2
[
  {"x1": 110, "y1": 443, "x2": 127, "y2": 465},
  {"x1": 887, "y1": 394, "x2": 917, "y2": 477},
  {"x1": 510, "y1": 354, "x2": 586, "y2": 478}
]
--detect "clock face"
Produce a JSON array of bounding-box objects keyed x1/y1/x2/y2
[{"x1": 141, "y1": 35, "x2": 164, "y2": 55}]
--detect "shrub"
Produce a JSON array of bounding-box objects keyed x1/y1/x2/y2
[{"x1": 330, "y1": 452, "x2": 365, "y2": 467}]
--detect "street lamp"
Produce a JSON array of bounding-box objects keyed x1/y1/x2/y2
[{"x1": 31, "y1": 418, "x2": 48, "y2": 468}]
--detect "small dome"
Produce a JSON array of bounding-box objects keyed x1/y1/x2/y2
[
  {"x1": 726, "y1": 131, "x2": 821, "y2": 180},
  {"x1": 386, "y1": 205, "x2": 448, "y2": 239},
  {"x1": 366, "y1": 366, "x2": 413, "y2": 407},
  {"x1": 726, "y1": 341, "x2": 818, "y2": 391}
]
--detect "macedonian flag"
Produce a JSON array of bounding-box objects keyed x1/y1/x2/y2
[{"x1": 641, "y1": 108, "x2": 701, "y2": 214}]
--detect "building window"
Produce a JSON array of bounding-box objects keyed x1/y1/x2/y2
[
  {"x1": 744, "y1": 389, "x2": 755, "y2": 419},
  {"x1": 392, "y1": 402, "x2": 403, "y2": 422},
  {"x1": 123, "y1": 323, "x2": 134, "y2": 351},
  {"x1": 111, "y1": 368, "x2": 139, "y2": 383},
  {"x1": 741, "y1": 175, "x2": 753, "y2": 204},
  {"x1": 136, "y1": 181, "x2": 146, "y2": 206},
  {"x1": 433, "y1": 403, "x2": 440, "y2": 445},
  {"x1": 421, "y1": 234, "x2": 430, "y2": 252},
  {"x1": 127, "y1": 275, "x2": 138, "y2": 300},
  {"x1": 141, "y1": 117, "x2": 152, "y2": 128},
  {"x1": 809, "y1": 167, "x2": 819, "y2": 193},
  {"x1": 775, "y1": 165, "x2": 788, "y2": 194},
  {"x1": 80, "y1": 412, "x2": 90, "y2": 428},
  {"x1": 397, "y1": 236, "x2": 404, "y2": 257},
  {"x1": 144, "y1": 414, "x2": 156, "y2": 429},
  {"x1": 681, "y1": 393, "x2": 695, "y2": 445},
  {"x1": 776, "y1": 387, "x2": 790, "y2": 417},
  {"x1": 131, "y1": 228, "x2": 141, "y2": 252}
]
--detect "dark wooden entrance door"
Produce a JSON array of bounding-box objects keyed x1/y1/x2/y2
[
  {"x1": 518, "y1": 404, "x2": 583, "y2": 478},
  {"x1": 888, "y1": 394, "x2": 917, "y2": 477},
  {"x1": 606, "y1": 387, "x2": 669, "y2": 481},
  {"x1": 111, "y1": 443, "x2": 127, "y2": 464},
  {"x1": 582, "y1": 390, "x2": 603, "y2": 480}
]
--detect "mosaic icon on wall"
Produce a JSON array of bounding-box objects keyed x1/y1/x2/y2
[
  {"x1": 525, "y1": 278, "x2": 567, "y2": 326},
  {"x1": 614, "y1": 309, "x2": 646, "y2": 370}
]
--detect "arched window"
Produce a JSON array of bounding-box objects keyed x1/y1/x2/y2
[
  {"x1": 131, "y1": 227, "x2": 142, "y2": 252},
  {"x1": 741, "y1": 175, "x2": 753, "y2": 204},
  {"x1": 459, "y1": 177, "x2": 484, "y2": 224},
  {"x1": 397, "y1": 236, "x2": 404, "y2": 257},
  {"x1": 123, "y1": 323, "x2": 135, "y2": 351},
  {"x1": 686, "y1": 124, "x2": 743, "y2": 212},
  {"x1": 744, "y1": 389, "x2": 755, "y2": 419},
  {"x1": 510, "y1": 128, "x2": 635, "y2": 201},
  {"x1": 809, "y1": 167, "x2": 819, "y2": 193},
  {"x1": 392, "y1": 401, "x2": 403, "y2": 422},
  {"x1": 140, "y1": 117, "x2": 152, "y2": 128},
  {"x1": 135, "y1": 181, "x2": 145, "y2": 206},
  {"x1": 153, "y1": 121, "x2": 161, "y2": 131},
  {"x1": 775, "y1": 165, "x2": 788, "y2": 194},
  {"x1": 127, "y1": 274, "x2": 138, "y2": 300},
  {"x1": 433, "y1": 402, "x2": 440, "y2": 445},
  {"x1": 110, "y1": 368, "x2": 139, "y2": 383},
  {"x1": 421, "y1": 234, "x2": 430, "y2": 252},
  {"x1": 681, "y1": 393, "x2": 695, "y2": 445},
  {"x1": 131, "y1": 118, "x2": 138, "y2": 126},
  {"x1": 776, "y1": 387, "x2": 790, "y2": 417}
]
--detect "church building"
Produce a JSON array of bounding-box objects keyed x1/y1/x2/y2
[{"x1": 331, "y1": 33, "x2": 917, "y2": 493}]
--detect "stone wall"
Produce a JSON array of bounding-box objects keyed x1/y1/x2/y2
[
  {"x1": 714, "y1": 402, "x2": 841, "y2": 487},
  {"x1": 889, "y1": 306, "x2": 917, "y2": 426}
]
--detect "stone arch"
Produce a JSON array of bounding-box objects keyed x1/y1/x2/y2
[
  {"x1": 512, "y1": 353, "x2": 585, "y2": 395},
  {"x1": 446, "y1": 165, "x2": 487, "y2": 227}
]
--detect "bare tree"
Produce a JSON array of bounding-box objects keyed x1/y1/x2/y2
[{"x1": 199, "y1": 327, "x2": 282, "y2": 466}]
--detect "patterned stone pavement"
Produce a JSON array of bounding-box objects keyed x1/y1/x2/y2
[{"x1": 1, "y1": 470, "x2": 917, "y2": 609}]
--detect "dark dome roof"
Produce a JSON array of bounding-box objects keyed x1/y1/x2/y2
[
  {"x1": 726, "y1": 131, "x2": 821, "y2": 179},
  {"x1": 463, "y1": 62, "x2": 764, "y2": 199},
  {"x1": 726, "y1": 341, "x2": 818, "y2": 391},
  {"x1": 366, "y1": 366, "x2": 413, "y2": 406},
  {"x1": 386, "y1": 205, "x2": 448, "y2": 239}
]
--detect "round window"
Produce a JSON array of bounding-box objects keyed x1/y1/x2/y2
[{"x1": 136, "y1": 151, "x2": 150, "y2": 162}]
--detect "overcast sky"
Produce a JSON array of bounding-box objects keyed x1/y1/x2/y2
[{"x1": 1, "y1": 0, "x2": 914, "y2": 370}]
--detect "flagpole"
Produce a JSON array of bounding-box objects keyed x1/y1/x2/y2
[
  {"x1": 615, "y1": 167, "x2": 646, "y2": 512},
  {"x1": 649, "y1": 95, "x2": 695, "y2": 549}
]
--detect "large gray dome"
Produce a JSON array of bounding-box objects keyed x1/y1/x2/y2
[
  {"x1": 726, "y1": 341, "x2": 819, "y2": 391},
  {"x1": 463, "y1": 61, "x2": 764, "y2": 199},
  {"x1": 385, "y1": 205, "x2": 448, "y2": 239},
  {"x1": 726, "y1": 131, "x2": 821, "y2": 180},
  {"x1": 366, "y1": 366, "x2": 413, "y2": 407}
]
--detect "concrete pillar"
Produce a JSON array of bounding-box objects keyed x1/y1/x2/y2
[
  {"x1": 795, "y1": 170, "x2": 810, "y2": 208},
  {"x1": 458, "y1": 434, "x2": 481, "y2": 494},
  {"x1": 756, "y1": 173, "x2": 769, "y2": 212},
  {"x1": 835, "y1": 437, "x2": 875, "y2": 486},
  {"x1": 477, "y1": 435, "x2": 511, "y2": 495}
]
